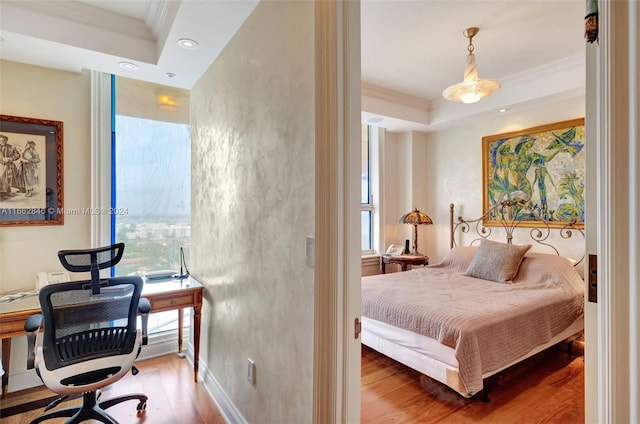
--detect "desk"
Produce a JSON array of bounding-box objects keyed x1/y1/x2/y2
[
  {"x1": 381, "y1": 254, "x2": 429, "y2": 274},
  {"x1": 0, "y1": 277, "x2": 203, "y2": 397}
]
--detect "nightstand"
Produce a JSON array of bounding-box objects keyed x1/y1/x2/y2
[{"x1": 381, "y1": 254, "x2": 429, "y2": 274}]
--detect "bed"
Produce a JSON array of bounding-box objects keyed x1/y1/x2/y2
[{"x1": 361, "y1": 200, "x2": 585, "y2": 401}]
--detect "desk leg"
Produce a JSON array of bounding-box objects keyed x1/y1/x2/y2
[
  {"x1": 381, "y1": 261, "x2": 386, "y2": 274},
  {"x1": 178, "y1": 308, "x2": 184, "y2": 354},
  {"x1": 193, "y1": 305, "x2": 201, "y2": 383},
  {"x1": 2, "y1": 338, "x2": 10, "y2": 397}
]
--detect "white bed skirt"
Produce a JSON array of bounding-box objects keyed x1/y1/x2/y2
[{"x1": 361, "y1": 315, "x2": 584, "y2": 398}]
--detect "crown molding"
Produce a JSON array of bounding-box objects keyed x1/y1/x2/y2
[
  {"x1": 364, "y1": 53, "x2": 586, "y2": 133},
  {"x1": 144, "y1": 0, "x2": 173, "y2": 40},
  {"x1": 365, "y1": 53, "x2": 585, "y2": 117},
  {"x1": 501, "y1": 53, "x2": 585, "y2": 88},
  {"x1": 2, "y1": 0, "x2": 155, "y2": 41},
  {"x1": 361, "y1": 82, "x2": 430, "y2": 111}
]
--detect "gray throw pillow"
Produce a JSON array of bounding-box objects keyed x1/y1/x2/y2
[{"x1": 464, "y1": 239, "x2": 532, "y2": 283}]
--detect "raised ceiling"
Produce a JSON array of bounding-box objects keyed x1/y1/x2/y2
[
  {"x1": 0, "y1": 0, "x2": 259, "y2": 89},
  {"x1": 360, "y1": 0, "x2": 586, "y2": 131},
  {"x1": 0, "y1": 0, "x2": 586, "y2": 132}
]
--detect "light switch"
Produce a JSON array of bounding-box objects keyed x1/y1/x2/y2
[{"x1": 306, "y1": 237, "x2": 315, "y2": 268}]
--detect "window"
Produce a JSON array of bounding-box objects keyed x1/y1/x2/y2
[
  {"x1": 112, "y1": 76, "x2": 191, "y2": 335},
  {"x1": 112, "y1": 77, "x2": 191, "y2": 277},
  {"x1": 362, "y1": 124, "x2": 383, "y2": 256}
]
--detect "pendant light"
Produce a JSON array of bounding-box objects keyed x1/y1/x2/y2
[{"x1": 442, "y1": 27, "x2": 501, "y2": 104}]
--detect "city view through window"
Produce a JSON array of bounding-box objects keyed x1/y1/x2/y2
[
  {"x1": 114, "y1": 76, "x2": 191, "y2": 335},
  {"x1": 113, "y1": 115, "x2": 191, "y2": 278}
]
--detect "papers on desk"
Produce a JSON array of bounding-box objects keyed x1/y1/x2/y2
[
  {"x1": 0, "y1": 291, "x2": 37, "y2": 303},
  {"x1": 144, "y1": 269, "x2": 179, "y2": 281}
]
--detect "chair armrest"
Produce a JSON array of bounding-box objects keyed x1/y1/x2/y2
[
  {"x1": 138, "y1": 297, "x2": 151, "y2": 314},
  {"x1": 138, "y1": 298, "x2": 151, "y2": 345},
  {"x1": 24, "y1": 314, "x2": 43, "y2": 370}
]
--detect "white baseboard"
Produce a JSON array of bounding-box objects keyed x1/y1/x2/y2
[
  {"x1": 198, "y1": 357, "x2": 247, "y2": 424},
  {"x1": 7, "y1": 369, "x2": 42, "y2": 393}
]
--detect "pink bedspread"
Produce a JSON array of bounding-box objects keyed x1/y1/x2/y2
[{"x1": 361, "y1": 251, "x2": 584, "y2": 394}]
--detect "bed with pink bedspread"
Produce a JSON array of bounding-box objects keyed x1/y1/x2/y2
[{"x1": 361, "y1": 202, "x2": 585, "y2": 400}]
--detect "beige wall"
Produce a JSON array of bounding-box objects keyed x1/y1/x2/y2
[
  {"x1": 190, "y1": 2, "x2": 314, "y2": 423},
  {"x1": 0, "y1": 60, "x2": 91, "y2": 380},
  {"x1": 0, "y1": 60, "x2": 92, "y2": 293},
  {"x1": 382, "y1": 96, "x2": 586, "y2": 267}
]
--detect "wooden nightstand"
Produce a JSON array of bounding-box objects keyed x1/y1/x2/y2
[{"x1": 381, "y1": 254, "x2": 429, "y2": 274}]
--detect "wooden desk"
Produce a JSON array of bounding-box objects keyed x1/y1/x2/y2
[
  {"x1": 381, "y1": 254, "x2": 429, "y2": 274},
  {"x1": 0, "y1": 276, "x2": 203, "y2": 397}
]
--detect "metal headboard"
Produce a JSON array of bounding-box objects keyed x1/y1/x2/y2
[{"x1": 449, "y1": 199, "x2": 584, "y2": 266}]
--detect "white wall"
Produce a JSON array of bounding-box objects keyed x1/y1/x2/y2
[
  {"x1": 380, "y1": 130, "x2": 434, "y2": 271},
  {"x1": 0, "y1": 59, "x2": 92, "y2": 382},
  {"x1": 381, "y1": 131, "x2": 402, "y2": 246},
  {"x1": 190, "y1": 2, "x2": 314, "y2": 423},
  {"x1": 384, "y1": 96, "x2": 585, "y2": 266}
]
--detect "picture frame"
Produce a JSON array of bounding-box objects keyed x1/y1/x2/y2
[
  {"x1": 0, "y1": 114, "x2": 64, "y2": 226},
  {"x1": 482, "y1": 118, "x2": 585, "y2": 229}
]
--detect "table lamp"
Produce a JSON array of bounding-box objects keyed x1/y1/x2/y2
[{"x1": 399, "y1": 207, "x2": 433, "y2": 255}]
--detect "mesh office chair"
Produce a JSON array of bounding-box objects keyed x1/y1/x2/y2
[{"x1": 25, "y1": 243, "x2": 151, "y2": 424}]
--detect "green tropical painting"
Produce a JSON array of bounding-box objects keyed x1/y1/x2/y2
[{"x1": 483, "y1": 118, "x2": 585, "y2": 227}]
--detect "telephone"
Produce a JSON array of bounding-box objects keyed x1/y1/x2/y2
[
  {"x1": 385, "y1": 244, "x2": 405, "y2": 255},
  {"x1": 36, "y1": 271, "x2": 71, "y2": 292}
]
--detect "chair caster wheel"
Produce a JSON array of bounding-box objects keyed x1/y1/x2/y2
[{"x1": 136, "y1": 401, "x2": 147, "y2": 416}]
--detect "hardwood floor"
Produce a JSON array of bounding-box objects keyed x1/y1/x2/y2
[
  {"x1": 2, "y1": 345, "x2": 583, "y2": 423},
  {"x1": 0, "y1": 355, "x2": 225, "y2": 424},
  {"x1": 361, "y1": 344, "x2": 584, "y2": 423}
]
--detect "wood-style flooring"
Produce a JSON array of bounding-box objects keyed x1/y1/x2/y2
[
  {"x1": 1, "y1": 344, "x2": 584, "y2": 423},
  {"x1": 361, "y1": 344, "x2": 584, "y2": 423},
  {"x1": 0, "y1": 354, "x2": 225, "y2": 424}
]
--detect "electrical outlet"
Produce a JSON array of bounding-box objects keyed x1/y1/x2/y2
[{"x1": 247, "y1": 359, "x2": 256, "y2": 385}]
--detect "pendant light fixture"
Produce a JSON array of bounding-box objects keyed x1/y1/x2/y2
[{"x1": 442, "y1": 27, "x2": 501, "y2": 104}]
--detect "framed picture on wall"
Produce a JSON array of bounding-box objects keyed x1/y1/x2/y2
[
  {"x1": 0, "y1": 114, "x2": 64, "y2": 226},
  {"x1": 482, "y1": 118, "x2": 585, "y2": 228}
]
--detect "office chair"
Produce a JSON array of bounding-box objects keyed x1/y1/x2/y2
[{"x1": 24, "y1": 243, "x2": 151, "y2": 424}]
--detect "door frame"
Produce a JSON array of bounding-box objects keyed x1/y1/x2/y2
[
  {"x1": 313, "y1": 1, "x2": 639, "y2": 423},
  {"x1": 313, "y1": 1, "x2": 362, "y2": 423},
  {"x1": 590, "y1": 1, "x2": 639, "y2": 423}
]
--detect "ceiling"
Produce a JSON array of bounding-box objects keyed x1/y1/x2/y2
[
  {"x1": 0, "y1": 0, "x2": 586, "y2": 132},
  {"x1": 0, "y1": 0, "x2": 259, "y2": 89}
]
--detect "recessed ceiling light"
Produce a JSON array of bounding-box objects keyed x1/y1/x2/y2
[
  {"x1": 178, "y1": 38, "x2": 199, "y2": 49},
  {"x1": 366, "y1": 117, "x2": 384, "y2": 123},
  {"x1": 166, "y1": 72, "x2": 176, "y2": 78},
  {"x1": 499, "y1": 108, "x2": 509, "y2": 113},
  {"x1": 119, "y1": 61, "x2": 138, "y2": 71}
]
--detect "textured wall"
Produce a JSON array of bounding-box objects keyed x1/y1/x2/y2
[{"x1": 190, "y1": 2, "x2": 314, "y2": 422}]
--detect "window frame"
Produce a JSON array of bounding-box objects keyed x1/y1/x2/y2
[
  {"x1": 361, "y1": 124, "x2": 383, "y2": 256},
  {"x1": 91, "y1": 72, "x2": 192, "y2": 336}
]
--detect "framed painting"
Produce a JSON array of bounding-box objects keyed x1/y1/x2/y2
[
  {"x1": 482, "y1": 118, "x2": 585, "y2": 228},
  {"x1": 0, "y1": 114, "x2": 64, "y2": 226}
]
